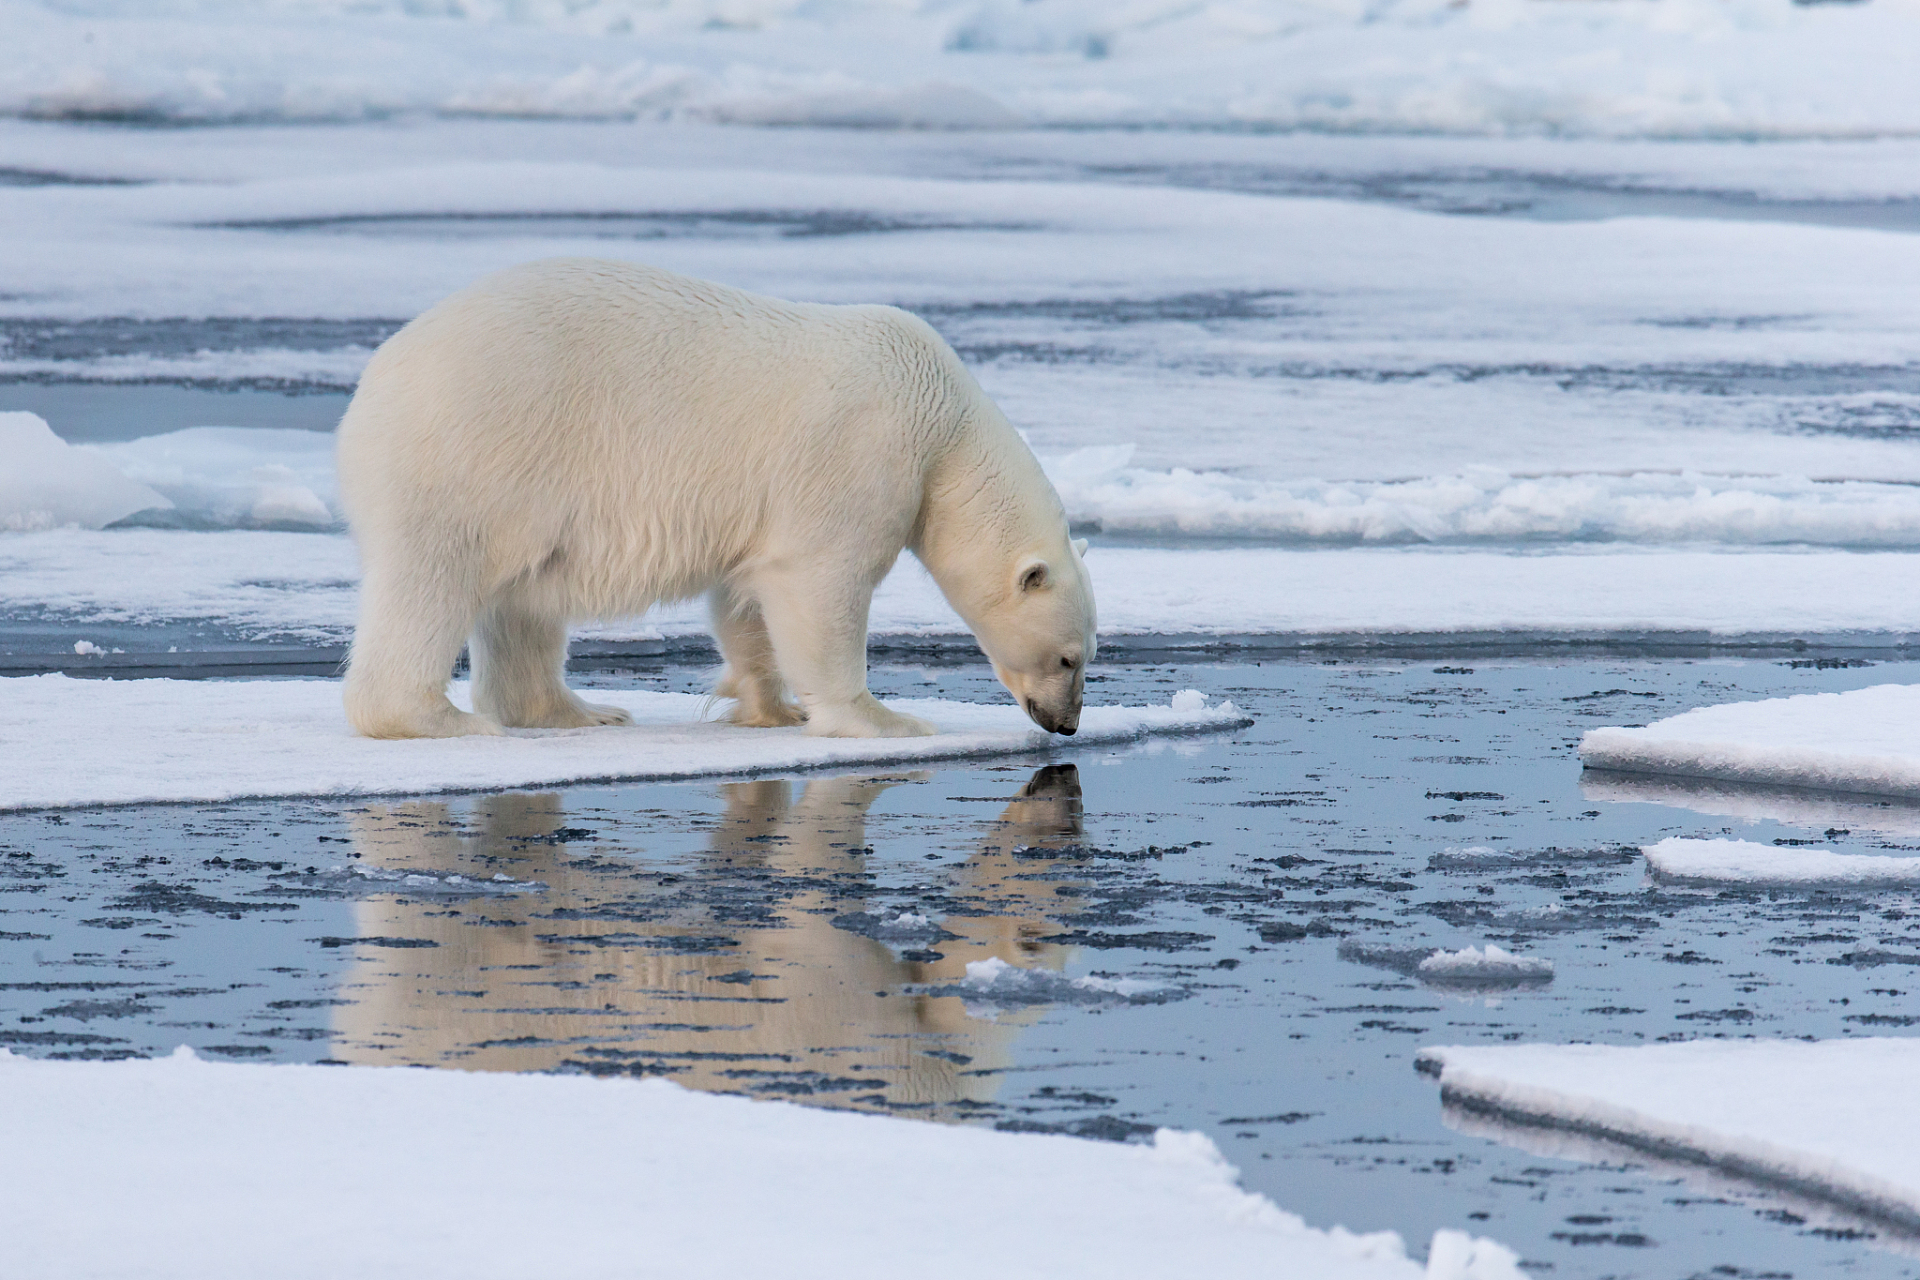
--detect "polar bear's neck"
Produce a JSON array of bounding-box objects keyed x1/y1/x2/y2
[{"x1": 914, "y1": 405, "x2": 1066, "y2": 624}]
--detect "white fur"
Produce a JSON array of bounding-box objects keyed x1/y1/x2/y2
[{"x1": 337, "y1": 258, "x2": 1096, "y2": 740}]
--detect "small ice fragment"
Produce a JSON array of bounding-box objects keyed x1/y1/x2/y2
[
  {"x1": 1170, "y1": 689, "x2": 1207, "y2": 713},
  {"x1": 1417, "y1": 944, "x2": 1553, "y2": 983},
  {"x1": 73, "y1": 640, "x2": 103, "y2": 656}
]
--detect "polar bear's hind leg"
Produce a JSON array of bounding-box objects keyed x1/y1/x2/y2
[
  {"x1": 470, "y1": 592, "x2": 632, "y2": 730},
  {"x1": 344, "y1": 562, "x2": 503, "y2": 739}
]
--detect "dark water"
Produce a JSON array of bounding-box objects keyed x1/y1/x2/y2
[{"x1": 4, "y1": 654, "x2": 1920, "y2": 1276}]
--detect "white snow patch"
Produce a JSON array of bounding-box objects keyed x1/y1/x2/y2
[
  {"x1": 1419, "y1": 1039, "x2": 1920, "y2": 1236},
  {"x1": 1416, "y1": 945, "x2": 1554, "y2": 985},
  {"x1": 1581, "y1": 684, "x2": 1920, "y2": 800},
  {"x1": 0, "y1": 1046, "x2": 1521, "y2": 1280},
  {"x1": 1644, "y1": 837, "x2": 1920, "y2": 886},
  {"x1": 0, "y1": 675, "x2": 1249, "y2": 811},
  {"x1": 0, "y1": 411, "x2": 169, "y2": 532}
]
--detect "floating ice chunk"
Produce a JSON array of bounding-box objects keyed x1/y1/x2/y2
[
  {"x1": 1162, "y1": 690, "x2": 1243, "y2": 718},
  {"x1": 1342, "y1": 939, "x2": 1552, "y2": 989},
  {"x1": 831, "y1": 907, "x2": 958, "y2": 946},
  {"x1": 90, "y1": 428, "x2": 339, "y2": 530},
  {"x1": 72, "y1": 640, "x2": 103, "y2": 656},
  {"x1": 1424, "y1": 1229, "x2": 1525, "y2": 1280},
  {"x1": 1645, "y1": 837, "x2": 1920, "y2": 886},
  {"x1": 930, "y1": 955, "x2": 1184, "y2": 1014},
  {"x1": 1416, "y1": 945, "x2": 1554, "y2": 986},
  {"x1": 0, "y1": 412, "x2": 170, "y2": 532}
]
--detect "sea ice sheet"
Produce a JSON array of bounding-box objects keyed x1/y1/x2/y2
[
  {"x1": 1581, "y1": 684, "x2": 1920, "y2": 799},
  {"x1": 1643, "y1": 837, "x2": 1920, "y2": 886},
  {"x1": 0, "y1": 1047, "x2": 1522, "y2": 1280},
  {"x1": 1419, "y1": 1039, "x2": 1920, "y2": 1233},
  {"x1": 0, "y1": 675, "x2": 1248, "y2": 811}
]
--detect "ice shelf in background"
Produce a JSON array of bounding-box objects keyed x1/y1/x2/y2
[
  {"x1": 0, "y1": 676, "x2": 1248, "y2": 811},
  {"x1": 1643, "y1": 837, "x2": 1920, "y2": 886},
  {"x1": 10, "y1": 533, "x2": 1920, "y2": 652},
  {"x1": 1418, "y1": 1040, "x2": 1920, "y2": 1235},
  {"x1": 0, "y1": 1048, "x2": 1522, "y2": 1280},
  {"x1": 27, "y1": 411, "x2": 1920, "y2": 545},
  {"x1": 1, "y1": 0, "x2": 1917, "y2": 139},
  {"x1": 1581, "y1": 684, "x2": 1920, "y2": 799}
]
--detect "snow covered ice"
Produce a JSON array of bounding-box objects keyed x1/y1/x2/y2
[
  {"x1": 1644, "y1": 836, "x2": 1920, "y2": 886},
  {"x1": 0, "y1": 675, "x2": 1249, "y2": 810},
  {"x1": 1419, "y1": 1039, "x2": 1920, "y2": 1238},
  {"x1": 0, "y1": 1047, "x2": 1525, "y2": 1280},
  {"x1": 8, "y1": 4, "x2": 1920, "y2": 1274},
  {"x1": 1581, "y1": 683, "x2": 1920, "y2": 799}
]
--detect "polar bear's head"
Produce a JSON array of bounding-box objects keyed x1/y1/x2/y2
[{"x1": 975, "y1": 536, "x2": 1096, "y2": 736}]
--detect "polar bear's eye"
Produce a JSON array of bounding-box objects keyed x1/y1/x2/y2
[{"x1": 1060, "y1": 656, "x2": 1076, "y2": 669}]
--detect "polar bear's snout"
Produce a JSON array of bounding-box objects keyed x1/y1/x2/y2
[{"x1": 1026, "y1": 696, "x2": 1080, "y2": 736}]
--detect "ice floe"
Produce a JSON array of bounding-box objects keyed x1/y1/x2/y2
[
  {"x1": 1340, "y1": 939, "x2": 1554, "y2": 991},
  {"x1": 1643, "y1": 837, "x2": 1920, "y2": 887},
  {"x1": 1418, "y1": 1038, "x2": 1920, "y2": 1236},
  {"x1": 1582, "y1": 684, "x2": 1920, "y2": 800},
  {"x1": 1415, "y1": 945, "x2": 1555, "y2": 987},
  {"x1": 0, "y1": 1046, "x2": 1523, "y2": 1280},
  {"x1": 0, "y1": 675, "x2": 1250, "y2": 811}
]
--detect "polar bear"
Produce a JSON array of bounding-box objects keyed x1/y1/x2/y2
[{"x1": 336, "y1": 258, "x2": 1095, "y2": 741}]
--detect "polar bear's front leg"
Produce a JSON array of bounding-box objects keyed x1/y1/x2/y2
[
  {"x1": 471, "y1": 595, "x2": 632, "y2": 730},
  {"x1": 754, "y1": 567, "x2": 935, "y2": 739},
  {"x1": 709, "y1": 585, "x2": 805, "y2": 728}
]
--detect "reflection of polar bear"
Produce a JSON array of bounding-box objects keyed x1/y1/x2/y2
[{"x1": 337, "y1": 259, "x2": 1095, "y2": 741}]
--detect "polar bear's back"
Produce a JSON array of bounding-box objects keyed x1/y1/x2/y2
[{"x1": 337, "y1": 259, "x2": 969, "y2": 616}]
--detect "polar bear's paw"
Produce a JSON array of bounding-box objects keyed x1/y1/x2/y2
[
  {"x1": 353, "y1": 703, "x2": 506, "y2": 740},
  {"x1": 805, "y1": 695, "x2": 937, "y2": 739},
  {"x1": 509, "y1": 698, "x2": 632, "y2": 730},
  {"x1": 728, "y1": 699, "x2": 807, "y2": 729}
]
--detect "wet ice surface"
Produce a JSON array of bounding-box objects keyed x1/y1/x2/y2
[{"x1": 7, "y1": 655, "x2": 1920, "y2": 1277}]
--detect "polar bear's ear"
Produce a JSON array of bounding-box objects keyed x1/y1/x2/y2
[
  {"x1": 1017, "y1": 558, "x2": 1050, "y2": 593},
  {"x1": 1071, "y1": 538, "x2": 1088, "y2": 558}
]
